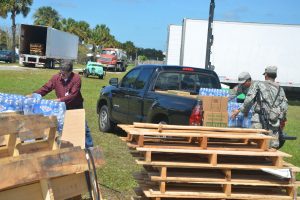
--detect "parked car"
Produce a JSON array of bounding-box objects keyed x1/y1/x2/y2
[
  {"x1": 97, "y1": 64, "x2": 221, "y2": 132},
  {"x1": 83, "y1": 61, "x2": 106, "y2": 79},
  {"x1": 0, "y1": 50, "x2": 18, "y2": 63}
]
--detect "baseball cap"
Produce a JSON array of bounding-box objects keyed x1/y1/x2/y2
[
  {"x1": 238, "y1": 72, "x2": 251, "y2": 83},
  {"x1": 263, "y1": 66, "x2": 277, "y2": 75},
  {"x1": 60, "y1": 59, "x2": 73, "y2": 72}
]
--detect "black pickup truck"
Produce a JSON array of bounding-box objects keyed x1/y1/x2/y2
[{"x1": 97, "y1": 65, "x2": 221, "y2": 132}]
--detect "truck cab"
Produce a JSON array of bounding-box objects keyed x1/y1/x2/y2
[{"x1": 97, "y1": 48, "x2": 127, "y2": 72}]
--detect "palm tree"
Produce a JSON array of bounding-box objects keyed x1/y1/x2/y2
[
  {"x1": 59, "y1": 17, "x2": 77, "y2": 33},
  {"x1": 122, "y1": 41, "x2": 136, "y2": 59},
  {"x1": 33, "y1": 6, "x2": 61, "y2": 29},
  {"x1": 61, "y1": 19, "x2": 91, "y2": 43},
  {"x1": 90, "y1": 24, "x2": 118, "y2": 48},
  {"x1": 0, "y1": 0, "x2": 33, "y2": 62},
  {"x1": 75, "y1": 21, "x2": 90, "y2": 43}
]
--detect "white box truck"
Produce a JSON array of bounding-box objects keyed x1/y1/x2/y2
[
  {"x1": 19, "y1": 24, "x2": 79, "y2": 68},
  {"x1": 167, "y1": 19, "x2": 300, "y2": 88},
  {"x1": 166, "y1": 25, "x2": 182, "y2": 65}
]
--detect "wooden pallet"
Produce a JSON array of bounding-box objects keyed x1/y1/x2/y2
[
  {"x1": 0, "y1": 112, "x2": 105, "y2": 199},
  {"x1": 30, "y1": 43, "x2": 44, "y2": 55},
  {"x1": 135, "y1": 147, "x2": 290, "y2": 168},
  {"x1": 119, "y1": 124, "x2": 274, "y2": 151},
  {"x1": 0, "y1": 114, "x2": 58, "y2": 158},
  {"x1": 136, "y1": 174, "x2": 299, "y2": 200},
  {"x1": 143, "y1": 167, "x2": 299, "y2": 194},
  {"x1": 0, "y1": 146, "x2": 104, "y2": 199},
  {"x1": 119, "y1": 123, "x2": 299, "y2": 199}
]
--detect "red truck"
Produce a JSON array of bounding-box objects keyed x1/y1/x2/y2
[{"x1": 96, "y1": 48, "x2": 127, "y2": 72}]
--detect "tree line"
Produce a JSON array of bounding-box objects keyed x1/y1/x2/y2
[{"x1": 0, "y1": 1, "x2": 164, "y2": 63}]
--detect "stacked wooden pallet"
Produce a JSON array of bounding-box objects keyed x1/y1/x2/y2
[
  {"x1": 119, "y1": 122, "x2": 300, "y2": 200},
  {"x1": 0, "y1": 113, "x2": 104, "y2": 200},
  {"x1": 30, "y1": 43, "x2": 44, "y2": 55}
]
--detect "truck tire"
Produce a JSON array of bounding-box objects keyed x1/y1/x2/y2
[
  {"x1": 121, "y1": 63, "x2": 126, "y2": 72},
  {"x1": 98, "y1": 105, "x2": 114, "y2": 132},
  {"x1": 23, "y1": 63, "x2": 35, "y2": 67},
  {"x1": 83, "y1": 69, "x2": 89, "y2": 78}
]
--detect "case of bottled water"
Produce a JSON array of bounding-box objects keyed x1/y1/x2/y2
[
  {"x1": 0, "y1": 93, "x2": 66, "y2": 133},
  {"x1": 199, "y1": 88, "x2": 230, "y2": 97},
  {"x1": 227, "y1": 102, "x2": 253, "y2": 128}
]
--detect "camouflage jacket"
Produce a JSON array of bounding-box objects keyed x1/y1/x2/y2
[{"x1": 239, "y1": 80, "x2": 288, "y2": 126}]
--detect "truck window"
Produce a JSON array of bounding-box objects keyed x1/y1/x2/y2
[
  {"x1": 135, "y1": 68, "x2": 154, "y2": 90},
  {"x1": 120, "y1": 68, "x2": 141, "y2": 89},
  {"x1": 154, "y1": 72, "x2": 219, "y2": 93},
  {"x1": 155, "y1": 72, "x2": 180, "y2": 91}
]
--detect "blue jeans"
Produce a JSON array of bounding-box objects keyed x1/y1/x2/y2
[{"x1": 85, "y1": 121, "x2": 94, "y2": 148}]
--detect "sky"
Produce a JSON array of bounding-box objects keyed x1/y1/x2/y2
[{"x1": 1, "y1": 0, "x2": 300, "y2": 51}]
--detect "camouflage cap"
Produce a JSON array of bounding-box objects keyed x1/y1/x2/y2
[
  {"x1": 263, "y1": 66, "x2": 277, "y2": 75},
  {"x1": 238, "y1": 72, "x2": 251, "y2": 83}
]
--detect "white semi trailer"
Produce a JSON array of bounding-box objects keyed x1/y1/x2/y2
[
  {"x1": 166, "y1": 25, "x2": 182, "y2": 66},
  {"x1": 19, "y1": 24, "x2": 79, "y2": 68},
  {"x1": 167, "y1": 19, "x2": 300, "y2": 88}
]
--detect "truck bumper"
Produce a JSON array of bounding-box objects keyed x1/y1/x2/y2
[{"x1": 21, "y1": 54, "x2": 47, "y2": 65}]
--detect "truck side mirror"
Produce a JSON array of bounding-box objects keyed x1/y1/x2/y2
[{"x1": 109, "y1": 78, "x2": 118, "y2": 86}]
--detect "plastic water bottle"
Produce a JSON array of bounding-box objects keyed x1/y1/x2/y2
[
  {"x1": 14, "y1": 97, "x2": 23, "y2": 111},
  {"x1": 32, "y1": 93, "x2": 42, "y2": 100},
  {"x1": 23, "y1": 98, "x2": 33, "y2": 115},
  {"x1": 32, "y1": 98, "x2": 42, "y2": 114},
  {"x1": 56, "y1": 102, "x2": 66, "y2": 133}
]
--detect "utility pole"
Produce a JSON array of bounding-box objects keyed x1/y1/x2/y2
[{"x1": 205, "y1": 0, "x2": 215, "y2": 70}]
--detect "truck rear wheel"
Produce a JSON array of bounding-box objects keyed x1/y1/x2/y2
[
  {"x1": 98, "y1": 105, "x2": 114, "y2": 132},
  {"x1": 23, "y1": 63, "x2": 35, "y2": 67},
  {"x1": 83, "y1": 69, "x2": 89, "y2": 78}
]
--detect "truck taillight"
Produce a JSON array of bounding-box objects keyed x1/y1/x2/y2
[{"x1": 189, "y1": 104, "x2": 203, "y2": 126}]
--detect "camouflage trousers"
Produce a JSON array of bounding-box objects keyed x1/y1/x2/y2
[{"x1": 252, "y1": 122, "x2": 279, "y2": 148}]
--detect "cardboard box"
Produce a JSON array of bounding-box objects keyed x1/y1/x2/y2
[
  {"x1": 200, "y1": 96, "x2": 228, "y2": 112},
  {"x1": 61, "y1": 109, "x2": 86, "y2": 148},
  {"x1": 203, "y1": 111, "x2": 228, "y2": 127}
]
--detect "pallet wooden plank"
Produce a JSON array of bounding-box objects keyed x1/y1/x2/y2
[
  {"x1": 160, "y1": 167, "x2": 167, "y2": 193},
  {"x1": 136, "y1": 147, "x2": 291, "y2": 157},
  {"x1": 40, "y1": 179, "x2": 54, "y2": 200},
  {"x1": 0, "y1": 115, "x2": 57, "y2": 138},
  {"x1": 0, "y1": 183, "x2": 44, "y2": 200},
  {"x1": 132, "y1": 122, "x2": 270, "y2": 133},
  {"x1": 51, "y1": 173, "x2": 88, "y2": 200},
  {"x1": 0, "y1": 146, "x2": 104, "y2": 190},
  {"x1": 136, "y1": 160, "x2": 293, "y2": 170},
  {"x1": 124, "y1": 128, "x2": 273, "y2": 137}
]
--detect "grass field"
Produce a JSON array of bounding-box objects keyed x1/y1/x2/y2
[{"x1": 0, "y1": 63, "x2": 299, "y2": 199}]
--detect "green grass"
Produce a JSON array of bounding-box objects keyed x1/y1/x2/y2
[
  {"x1": 0, "y1": 65, "x2": 139, "y2": 199},
  {"x1": 0, "y1": 64, "x2": 299, "y2": 199}
]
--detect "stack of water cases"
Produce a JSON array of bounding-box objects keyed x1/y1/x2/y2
[
  {"x1": 227, "y1": 102, "x2": 253, "y2": 128},
  {"x1": 0, "y1": 93, "x2": 66, "y2": 133},
  {"x1": 199, "y1": 88, "x2": 252, "y2": 128},
  {"x1": 199, "y1": 88, "x2": 229, "y2": 97}
]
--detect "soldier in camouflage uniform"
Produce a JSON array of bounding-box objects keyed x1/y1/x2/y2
[
  {"x1": 230, "y1": 72, "x2": 252, "y2": 97},
  {"x1": 231, "y1": 66, "x2": 288, "y2": 148}
]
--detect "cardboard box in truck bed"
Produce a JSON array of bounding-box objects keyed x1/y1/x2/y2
[{"x1": 200, "y1": 96, "x2": 228, "y2": 127}]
